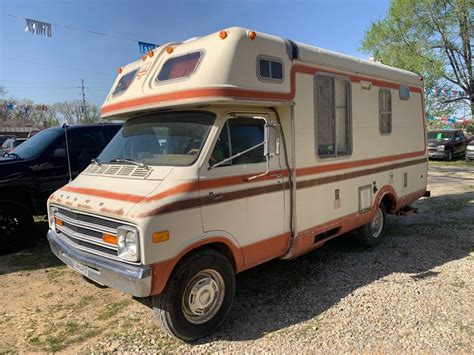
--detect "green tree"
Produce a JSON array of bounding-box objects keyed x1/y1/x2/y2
[{"x1": 361, "y1": 0, "x2": 473, "y2": 117}]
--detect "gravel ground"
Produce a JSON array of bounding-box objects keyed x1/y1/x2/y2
[{"x1": 1, "y1": 163, "x2": 473, "y2": 353}]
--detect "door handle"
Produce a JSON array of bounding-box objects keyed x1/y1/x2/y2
[{"x1": 208, "y1": 192, "x2": 223, "y2": 201}]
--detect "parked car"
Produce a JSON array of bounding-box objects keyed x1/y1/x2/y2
[
  {"x1": 465, "y1": 138, "x2": 474, "y2": 162},
  {"x1": 1, "y1": 137, "x2": 27, "y2": 156},
  {"x1": 0, "y1": 123, "x2": 122, "y2": 254},
  {"x1": 426, "y1": 129, "x2": 468, "y2": 160},
  {"x1": 0, "y1": 135, "x2": 16, "y2": 146}
]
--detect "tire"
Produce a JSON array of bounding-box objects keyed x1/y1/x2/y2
[
  {"x1": 357, "y1": 203, "x2": 387, "y2": 247},
  {"x1": 447, "y1": 150, "x2": 454, "y2": 161},
  {"x1": 152, "y1": 249, "x2": 235, "y2": 342},
  {"x1": 0, "y1": 200, "x2": 34, "y2": 255}
]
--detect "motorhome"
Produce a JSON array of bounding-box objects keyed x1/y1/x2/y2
[{"x1": 47, "y1": 27, "x2": 428, "y2": 341}]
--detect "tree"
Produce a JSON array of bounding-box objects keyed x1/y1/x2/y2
[
  {"x1": 53, "y1": 100, "x2": 104, "y2": 125},
  {"x1": 361, "y1": 0, "x2": 473, "y2": 117}
]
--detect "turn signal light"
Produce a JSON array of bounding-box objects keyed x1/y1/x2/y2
[
  {"x1": 102, "y1": 233, "x2": 118, "y2": 245},
  {"x1": 54, "y1": 217, "x2": 63, "y2": 226},
  {"x1": 166, "y1": 46, "x2": 174, "y2": 54},
  {"x1": 247, "y1": 31, "x2": 256, "y2": 40},
  {"x1": 152, "y1": 231, "x2": 169, "y2": 243},
  {"x1": 219, "y1": 31, "x2": 228, "y2": 39}
]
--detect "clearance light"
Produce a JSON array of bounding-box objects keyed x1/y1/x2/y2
[
  {"x1": 247, "y1": 31, "x2": 257, "y2": 40},
  {"x1": 102, "y1": 233, "x2": 118, "y2": 245},
  {"x1": 118, "y1": 67, "x2": 123, "y2": 74},
  {"x1": 166, "y1": 46, "x2": 174, "y2": 54},
  {"x1": 55, "y1": 217, "x2": 63, "y2": 226},
  {"x1": 152, "y1": 230, "x2": 169, "y2": 243},
  {"x1": 219, "y1": 31, "x2": 228, "y2": 40},
  {"x1": 148, "y1": 50, "x2": 154, "y2": 58},
  {"x1": 142, "y1": 55, "x2": 147, "y2": 61}
]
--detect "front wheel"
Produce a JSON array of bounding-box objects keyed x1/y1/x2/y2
[
  {"x1": 357, "y1": 203, "x2": 387, "y2": 247},
  {"x1": 152, "y1": 249, "x2": 235, "y2": 342},
  {"x1": 0, "y1": 201, "x2": 34, "y2": 255}
]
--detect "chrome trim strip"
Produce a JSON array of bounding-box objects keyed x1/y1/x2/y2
[
  {"x1": 57, "y1": 225, "x2": 117, "y2": 251},
  {"x1": 56, "y1": 212, "x2": 117, "y2": 235}
]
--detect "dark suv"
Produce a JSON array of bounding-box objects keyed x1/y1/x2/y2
[
  {"x1": 427, "y1": 129, "x2": 468, "y2": 160},
  {"x1": 0, "y1": 123, "x2": 122, "y2": 253}
]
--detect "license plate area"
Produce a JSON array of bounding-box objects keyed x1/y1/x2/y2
[{"x1": 73, "y1": 261, "x2": 89, "y2": 277}]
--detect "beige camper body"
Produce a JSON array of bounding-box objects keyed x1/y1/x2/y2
[{"x1": 47, "y1": 27, "x2": 427, "y2": 340}]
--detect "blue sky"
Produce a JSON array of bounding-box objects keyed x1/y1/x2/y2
[{"x1": 0, "y1": 0, "x2": 389, "y2": 108}]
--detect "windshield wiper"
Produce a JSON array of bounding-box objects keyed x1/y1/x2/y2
[
  {"x1": 91, "y1": 158, "x2": 102, "y2": 166},
  {"x1": 5, "y1": 152, "x2": 21, "y2": 160},
  {"x1": 109, "y1": 158, "x2": 149, "y2": 170}
]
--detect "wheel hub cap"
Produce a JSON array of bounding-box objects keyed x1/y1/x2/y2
[
  {"x1": 370, "y1": 208, "x2": 384, "y2": 238},
  {"x1": 182, "y1": 269, "x2": 225, "y2": 324}
]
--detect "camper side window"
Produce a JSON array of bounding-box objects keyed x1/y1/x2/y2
[
  {"x1": 379, "y1": 89, "x2": 392, "y2": 134},
  {"x1": 210, "y1": 118, "x2": 265, "y2": 166},
  {"x1": 315, "y1": 74, "x2": 352, "y2": 158}
]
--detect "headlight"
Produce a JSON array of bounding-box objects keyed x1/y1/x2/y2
[
  {"x1": 117, "y1": 226, "x2": 140, "y2": 262},
  {"x1": 467, "y1": 145, "x2": 474, "y2": 151},
  {"x1": 48, "y1": 206, "x2": 58, "y2": 231},
  {"x1": 437, "y1": 145, "x2": 445, "y2": 151}
]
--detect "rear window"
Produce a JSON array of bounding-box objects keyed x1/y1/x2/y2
[
  {"x1": 112, "y1": 69, "x2": 138, "y2": 96},
  {"x1": 157, "y1": 52, "x2": 202, "y2": 82}
]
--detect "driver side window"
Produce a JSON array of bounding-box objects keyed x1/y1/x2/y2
[{"x1": 210, "y1": 118, "x2": 265, "y2": 166}]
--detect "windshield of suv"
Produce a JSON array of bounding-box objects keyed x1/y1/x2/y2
[
  {"x1": 427, "y1": 131, "x2": 454, "y2": 141},
  {"x1": 97, "y1": 111, "x2": 215, "y2": 166},
  {"x1": 12, "y1": 129, "x2": 63, "y2": 159}
]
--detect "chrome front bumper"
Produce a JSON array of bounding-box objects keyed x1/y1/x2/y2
[{"x1": 47, "y1": 229, "x2": 152, "y2": 297}]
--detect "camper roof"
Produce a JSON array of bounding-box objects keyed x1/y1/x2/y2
[{"x1": 101, "y1": 27, "x2": 423, "y2": 119}]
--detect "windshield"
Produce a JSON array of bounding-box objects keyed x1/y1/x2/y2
[
  {"x1": 12, "y1": 129, "x2": 62, "y2": 159},
  {"x1": 98, "y1": 111, "x2": 215, "y2": 166},
  {"x1": 427, "y1": 131, "x2": 454, "y2": 141}
]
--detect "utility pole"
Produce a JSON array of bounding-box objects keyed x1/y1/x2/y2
[{"x1": 80, "y1": 79, "x2": 87, "y2": 122}]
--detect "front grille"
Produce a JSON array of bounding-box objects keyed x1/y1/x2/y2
[{"x1": 54, "y1": 206, "x2": 138, "y2": 264}]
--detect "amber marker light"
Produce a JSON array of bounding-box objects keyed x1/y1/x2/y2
[
  {"x1": 166, "y1": 46, "x2": 174, "y2": 54},
  {"x1": 142, "y1": 55, "x2": 147, "y2": 61},
  {"x1": 102, "y1": 233, "x2": 118, "y2": 245},
  {"x1": 247, "y1": 31, "x2": 256, "y2": 40},
  {"x1": 152, "y1": 231, "x2": 169, "y2": 243},
  {"x1": 148, "y1": 50, "x2": 154, "y2": 58},
  {"x1": 54, "y1": 217, "x2": 63, "y2": 226},
  {"x1": 219, "y1": 31, "x2": 228, "y2": 39},
  {"x1": 118, "y1": 67, "x2": 123, "y2": 74}
]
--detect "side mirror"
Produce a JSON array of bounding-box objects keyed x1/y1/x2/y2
[{"x1": 264, "y1": 124, "x2": 280, "y2": 157}]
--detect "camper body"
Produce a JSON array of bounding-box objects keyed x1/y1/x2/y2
[{"x1": 47, "y1": 28, "x2": 427, "y2": 341}]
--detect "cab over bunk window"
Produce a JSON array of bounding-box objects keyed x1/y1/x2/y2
[
  {"x1": 258, "y1": 57, "x2": 283, "y2": 81},
  {"x1": 379, "y1": 89, "x2": 392, "y2": 134},
  {"x1": 157, "y1": 51, "x2": 202, "y2": 82},
  {"x1": 210, "y1": 118, "x2": 265, "y2": 166},
  {"x1": 314, "y1": 74, "x2": 352, "y2": 158}
]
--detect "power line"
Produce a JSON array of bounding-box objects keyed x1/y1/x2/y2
[
  {"x1": 4, "y1": 13, "x2": 157, "y2": 44},
  {"x1": 3, "y1": 86, "x2": 80, "y2": 89},
  {"x1": 0, "y1": 79, "x2": 109, "y2": 87},
  {"x1": 0, "y1": 57, "x2": 111, "y2": 76}
]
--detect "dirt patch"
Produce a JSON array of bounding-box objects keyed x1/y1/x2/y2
[{"x1": 0, "y1": 163, "x2": 473, "y2": 353}]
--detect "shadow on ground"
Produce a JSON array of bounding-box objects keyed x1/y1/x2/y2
[
  {"x1": 194, "y1": 191, "x2": 474, "y2": 343},
  {"x1": 0, "y1": 220, "x2": 62, "y2": 275}
]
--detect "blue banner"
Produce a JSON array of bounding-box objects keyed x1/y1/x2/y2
[{"x1": 138, "y1": 41, "x2": 157, "y2": 54}]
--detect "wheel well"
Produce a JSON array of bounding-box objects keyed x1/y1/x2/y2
[
  {"x1": 381, "y1": 193, "x2": 396, "y2": 214},
  {"x1": 191, "y1": 242, "x2": 237, "y2": 272},
  {"x1": 0, "y1": 188, "x2": 34, "y2": 213}
]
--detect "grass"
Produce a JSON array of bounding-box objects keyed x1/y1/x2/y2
[
  {"x1": 429, "y1": 159, "x2": 473, "y2": 168},
  {"x1": 98, "y1": 300, "x2": 132, "y2": 320}
]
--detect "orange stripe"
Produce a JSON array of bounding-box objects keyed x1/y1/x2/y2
[
  {"x1": 101, "y1": 63, "x2": 423, "y2": 115},
  {"x1": 59, "y1": 152, "x2": 426, "y2": 203},
  {"x1": 296, "y1": 150, "x2": 426, "y2": 176}
]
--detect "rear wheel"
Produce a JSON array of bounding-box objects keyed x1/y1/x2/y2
[
  {"x1": 152, "y1": 249, "x2": 235, "y2": 342},
  {"x1": 357, "y1": 203, "x2": 387, "y2": 247},
  {"x1": 0, "y1": 201, "x2": 34, "y2": 255}
]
